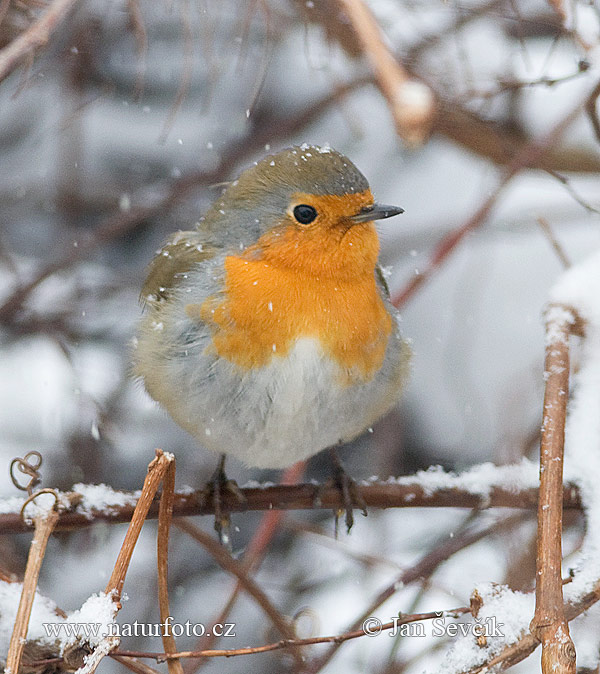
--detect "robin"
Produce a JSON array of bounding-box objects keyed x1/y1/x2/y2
[{"x1": 133, "y1": 144, "x2": 410, "y2": 535}]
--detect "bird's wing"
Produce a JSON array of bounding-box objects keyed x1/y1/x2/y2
[{"x1": 140, "y1": 230, "x2": 215, "y2": 304}]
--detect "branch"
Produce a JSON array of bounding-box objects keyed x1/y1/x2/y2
[
  {"x1": 108, "y1": 606, "x2": 470, "y2": 661},
  {"x1": 307, "y1": 513, "x2": 527, "y2": 673},
  {"x1": 531, "y1": 306, "x2": 578, "y2": 674},
  {"x1": 0, "y1": 478, "x2": 583, "y2": 535},
  {"x1": 0, "y1": 0, "x2": 80, "y2": 84},
  {"x1": 392, "y1": 87, "x2": 595, "y2": 308},
  {"x1": 106, "y1": 450, "x2": 175, "y2": 604},
  {"x1": 336, "y1": 0, "x2": 435, "y2": 146},
  {"x1": 157, "y1": 459, "x2": 183, "y2": 674},
  {"x1": 466, "y1": 575, "x2": 600, "y2": 673},
  {"x1": 174, "y1": 519, "x2": 304, "y2": 668},
  {"x1": 5, "y1": 508, "x2": 59, "y2": 674},
  {"x1": 585, "y1": 79, "x2": 600, "y2": 145}
]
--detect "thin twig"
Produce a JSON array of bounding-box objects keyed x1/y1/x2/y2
[
  {"x1": 307, "y1": 513, "x2": 527, "y2": 673},
  {"x1": 111, "y1": 654, "x2": 163, "y2": 674},
  {"x1": 106, "y1": 450, "x2": 174, "y2": 603},
  {"x1": 157, "y1": 459, "x2": 183, "y2": 674},
  {"x1": 174, "y1": 518, "x2": 304, "y2": 668},
  {"x1": 392, "y1": 88, "x2": 593, "y2": 308},
  {"x1": 336, "y1": 0, "x2": 434, "y2": 146},
  {"x1": 0, "y1": 0, "x2": 80, "y2": 83},
  {"x1": 76, "y1": 451, "x2": 176, "y2": 674},
  {"x1": 536, "y1": 217, "x2": 571, "y2": 269},
  {"x1": 127, "y1": 0, "x2": 148, "y2": 100},
  {"x1": 531, "y1": 306, "x2": 577, "y2": 674},
  {"x1": 585, "y1": 79, "x2": 600, "y2": 145},
  {"x1": 110, "y1": 606, "x2": 470, "y2": 660},
  {"x1": 5, "y1": 508, "x2": 59, "y2": 674}
]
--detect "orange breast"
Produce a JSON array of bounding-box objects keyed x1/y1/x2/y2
[{"x1": 188, "y1": 220, "x2": 392, "y2": 383}]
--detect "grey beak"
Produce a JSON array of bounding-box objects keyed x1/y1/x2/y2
[{"x1": 350, "y1": 203, "x2": 404, "y2": 223}]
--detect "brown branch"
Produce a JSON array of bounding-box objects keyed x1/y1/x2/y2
[
  {"x1": 183, "y1": 461, "x2": 305, "y2": 674},
  {"x1": 531, "y1": 306, "x2": 576, "y2": 674},
  {"x1": 106, "y1": 450, "x2": 174, "y2": 604},
  {"x1": 437, "y1": 101, "x2": 600, "y2": 174},
  {"x1": 536, "y1": 217, "x2": 571, "y2": 269},
  {"x1": 5, "y1": 508, "x2": 59, "y2": 674},
  {"x1": 392, "y1": 89, "x2": 593, "y2": 308},
  {"x1": 585, "y1": 79, "x2": 600, "y2": 145},
  {"x1": 174, "y1": 519, "x2": 304, "y2": 668},
  {"x1": 336, "y1": 0, "x2": 434, "y2": 146},
  {"x1": 308, "y1": 513, "x2": 527, "y2": 673},
  {"x1": 110, "y1": 606, "x2": 470, "y2": 661},
  {"x1": 111, "y1": 654, "x2": 163, "y2": 674},
  {"x1": 0, "y1": 480, "x2": 583, "y2": 535},
  {"x1": 75, "y1": 450, "x2": 176, "y2": 674},
  {"x1": 466, "y1": 575, "x2": 600, "y2": 673},
  {"x1": 157, "y1": 459, "x2": 183, "y2": 674},
  {"x1": 0, "y1": 0, "x2": 80, "y2": 84}
]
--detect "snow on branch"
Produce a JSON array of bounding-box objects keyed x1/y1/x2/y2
[
  {"x1": 421, "y1": 248, "x2": 600, "y2": 674},
  {"x1": 0, "y1": 459, "x2": 582, "y2": 535}
]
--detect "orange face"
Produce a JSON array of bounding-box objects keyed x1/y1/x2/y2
[
  {"x1": 248, "y1": 188, "x2": 380, "y2": 279},
  {"x1": 187, "y1": 188, "x2": 392, "y2": 382}
]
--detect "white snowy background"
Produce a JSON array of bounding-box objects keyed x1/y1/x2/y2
[{"x1": 1, "y1": 0, "x2": 600, "y2": 672}]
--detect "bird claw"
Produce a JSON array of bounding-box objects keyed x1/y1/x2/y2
[
  {"x1": 202, "y1": 455, "x2": 246, "y2": 546},
  {"x1": 326, "y1": 448, "x2": 368, "y2": 535}
]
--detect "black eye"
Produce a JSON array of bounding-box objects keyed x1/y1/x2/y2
[{"x1": 293, "y1": 204, "x2": 318, "y2": 224}]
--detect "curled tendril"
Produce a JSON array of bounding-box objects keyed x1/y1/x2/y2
[
  {"x1": 19, "y1": 488, "x2": 59, "y2": 521},
  {"x1": 10, "y1": 450, "x2": 43, "y2": 495}
]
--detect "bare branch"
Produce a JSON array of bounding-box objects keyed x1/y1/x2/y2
[
  {"x1": 336, "y1": 0, "x2": 434, "y2": 146},
  {"x1": 0, "y1": 478, "x2": 583, "y2": 536},
  {"x1": 392, "y1": 88, "x2": 593, "y2": 308},
  {"x1": 157, "y1": 459, "x2": 183, "y2": 674},
  {"x1": 0, "y1": 0, "x2": 80, "y2": 84},
  {"x1": 174, "y1": 519, "x2": 304, "y2": 668},
  {"x1": 109, "y1": 607, "x2": 470, "y2": 661},
  {"x1": 5, "y1": 508, "x2": 59, "y2": 674},
  {"x1": 106, "y1": 450, "x2": 175, "y2": 603},
  {"x1": 531, "y1": 306, "x2": 577, "y2": 673}
]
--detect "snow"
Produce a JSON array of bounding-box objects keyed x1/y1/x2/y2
[
  {"x1": 2, "y1": 3, "x2": 600, "y2": 673},
  {"x1": 0, "y1": 581, "x2": 63, "y2": 655},
  {"x1": 434, "y1": 583, "x2": 534, "y2": 673},
  {"x1": 65, "y1": 592, "x2": 119, "y2": 650},
  {"x1": 369, "y1": 459, "x2": 541, "y2": 498},
  {"x1": 551, "y1": 250, "x2": 600, "y2": 605},
  {"x1": 71, "y1": 484, "x2": 141, "y2": 518}
]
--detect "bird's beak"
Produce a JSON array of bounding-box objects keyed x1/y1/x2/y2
[{"x1": 349, "y1": 203, "x2": 404, "y2": 223}]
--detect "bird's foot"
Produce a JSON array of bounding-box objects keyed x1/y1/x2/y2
[
  {"x1": 327, "y1": 447, "x2": 368, "y2": 535},
  {"x1": 202, "y1": 455, "x2": 246, "y2": 546}
]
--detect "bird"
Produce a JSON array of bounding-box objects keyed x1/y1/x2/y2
[{"x1": 133, "y1": 144, "x2": 410, "y2": 535}]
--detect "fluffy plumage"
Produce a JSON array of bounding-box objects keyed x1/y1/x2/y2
[{"x1": 134, "y1": 145, "x2": 410, "y2": 468}]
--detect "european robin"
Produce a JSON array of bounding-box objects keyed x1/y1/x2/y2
[{"x1": 133, "y1": 144, "x2": 410, "y2": 525}]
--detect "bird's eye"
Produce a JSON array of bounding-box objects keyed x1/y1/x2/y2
[{"x1": 293, "y1": 204, "x2": 318, "y2": 225}]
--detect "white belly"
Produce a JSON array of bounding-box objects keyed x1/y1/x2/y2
[{"x1": 136, "y1": 296, "x2": 409, "y2": 469}]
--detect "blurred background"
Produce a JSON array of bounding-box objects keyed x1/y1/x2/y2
[{"x1": 1, "y1": 0, "x2": 600, "y2": 672}]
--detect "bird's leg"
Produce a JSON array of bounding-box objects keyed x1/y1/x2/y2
[
  {"x1": 328, "y1": 446, "x2": 368, "y2": 535},
  {"x1": 202, "y1": 454, "x2": 246, "y2": 546}
]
